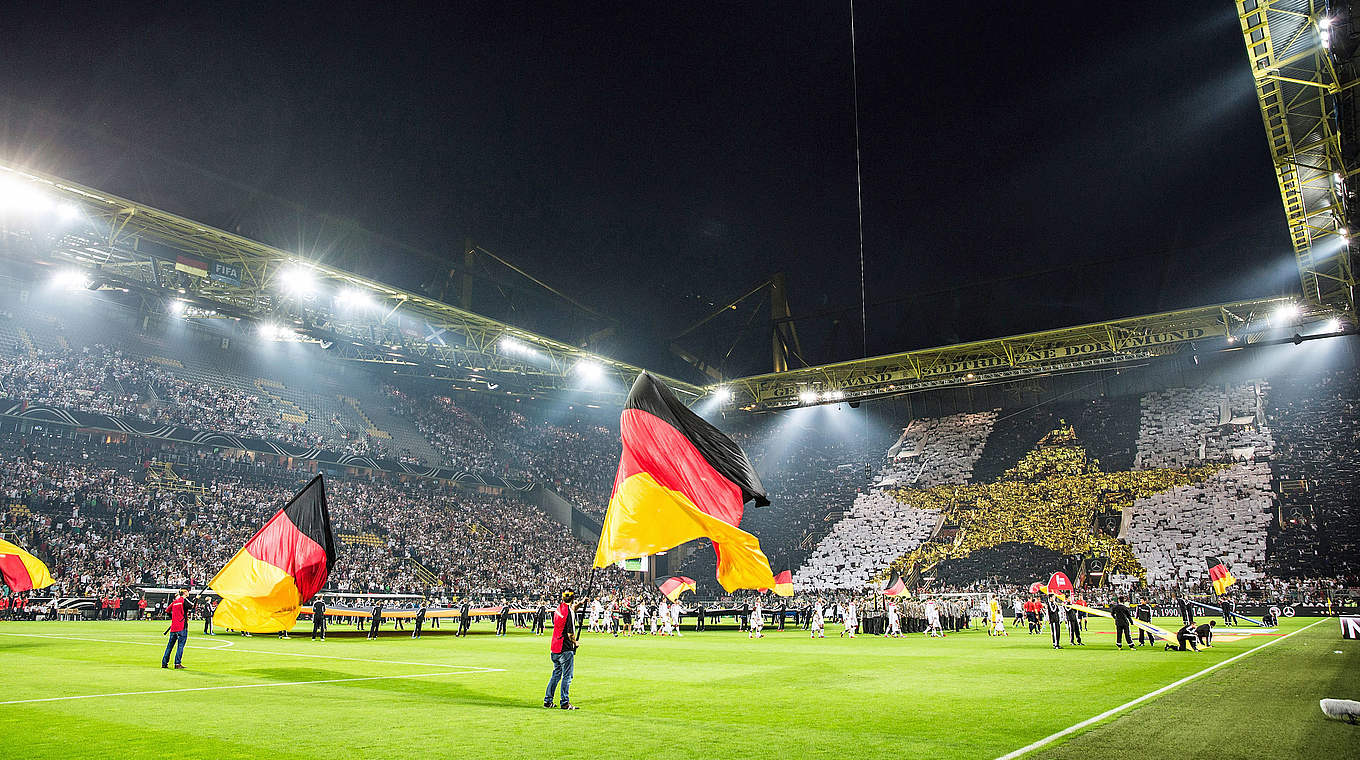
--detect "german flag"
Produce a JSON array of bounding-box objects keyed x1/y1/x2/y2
[
  {"x1": 657, "y1": 576, "x2": 696, "y2": 602},
  {"x1": 0, "y1": 538, "x2": 54, "y2": 592},
  {"x1": 1206, "y1": 556, "x2": 1236, "y2": 596},
  {"x1": 773, "y1": 570, "x2": 794, "y2": 597},
  {"x1": 882, "y1": 574, "x2": 907, "y2": 597},
  {"x1": 594, "y1": 373, "x2": 776, "y2": 592},
  {"x1": 210, "y1": 475, "x2": 335, "y2": 632}
]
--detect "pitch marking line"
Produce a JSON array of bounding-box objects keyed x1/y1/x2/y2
[
  {"x1": 994, "y1": 619, "x2": 1325, "y2": 760},
  {"x1": 0, "y1": 632, "x2": 504, "y2": 672},
  {"x1": 0, "y1": 670, "x2": 484, "y2": 706}
]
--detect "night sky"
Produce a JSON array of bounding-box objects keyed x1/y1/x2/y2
[{"x1": 1, "y1": 2, "x2": 1295, "y2": 380}]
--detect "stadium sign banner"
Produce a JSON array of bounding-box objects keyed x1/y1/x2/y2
[{"x1": 209, "y1": 259, "x2": 242, "y2": 286}]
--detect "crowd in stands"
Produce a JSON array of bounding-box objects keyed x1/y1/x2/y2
[
  {"x1": 0, "y1": 343, "x2": 379, "y2": 455},
  {"x1": 0, "y1": 436, "x2": 624, "y2": 606},
  {"x1": 796, "y1": 411, "x2": 996, "y2": 591},
  {"x1": 1266, "y1": 369, "x2": 1360, "y2": 579}
]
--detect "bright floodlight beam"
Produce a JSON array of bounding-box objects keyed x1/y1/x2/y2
[
  {"x1": 336, "y1": 287, "x2": 376, "y2": 311},
  {"x1": 575, "y1": 360, "x2": 605, "y2": 383},
  {"x1": 798, "y1": 390, "x2": 818, "y2": 405},
  {"x1": 714, "y1": 387, "x2": 733, "y2": 403},
  {"x1": 279, "y1": 266, "x2": 318, "y2": 297},
  {"x1": 52, "y1": 269, "x2": 90, "y2": 291}
]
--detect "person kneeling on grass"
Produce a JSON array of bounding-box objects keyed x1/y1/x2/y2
[
  {"x1": 1165, "y1": 622, "x2": 1201, "y2": 652},
  {"x1": 1195, "y1": 620, "x2": 1216, "y2": 647},
  {"x1": 544, "y1": 590, "x2": 580, "y2": 710}
]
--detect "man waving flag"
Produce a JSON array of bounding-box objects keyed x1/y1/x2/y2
[
  {"x1": 595, "y1": 372, "x2": 776, "y2": 592},
  {"x1": 210, "y1": 475, "x2": 336, "y2": 632},
  {"x1": 0, "y1": 538, "x2": 55, "y2": 592}
]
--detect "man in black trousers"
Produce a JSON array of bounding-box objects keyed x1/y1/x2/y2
[
  {"x1": 412, "y1": 601, "x2": 426, "y2": 639},
  {"x1": 311, "y1": 598, "x2": 327, "y2": 641},
  {"x1": 458, "y1": 599, "x2": 471, "y2": 637},
  {"x1": 533, "y1": 601, "x2": 547, "y2": 635},
  {"x1": 1066, "y1": 603, "x2": 1083, "y2": 645},
  {"x1": 1221, "y1": 595, "x2": 1237, "y2": 625},
  {"x1": 777, "y1": 602, "x2": 787, "y2": 631},
  {"x1": 695, "y1": 603, "x2": 706, "y2": 632},
  {"x1": 496, "y1": 602, "x2": 510, "y2": 636},
  {"x1": 1110, "y1": 597, "x2": 1135, "y2": 649},
  {"x1": 1135, "y1": 599, "x2": 1155, "y2": 647},
  {"x1": 368, "y1": 602, "x2": 383, "y2": 640},
  {"x1": 1046, "y1": 596, "x2": 1064, "y2": 649}
]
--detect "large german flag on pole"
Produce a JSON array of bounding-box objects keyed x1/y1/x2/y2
[
  {"x1": 0, "y1": 538, "x2": 55, "y2": 592},
  {"x1": 210, "y1": 475, "x2": 335, "y2": 632},
  {"x1": 657, "y1": 576, "x2": 697, "y2": 602},
  {"x1": 595, "y1": 373, "x2": 776, "y2": 592},
  {"x1": 1206, "y1": 556, "x2": 1236, "y2": 596}
]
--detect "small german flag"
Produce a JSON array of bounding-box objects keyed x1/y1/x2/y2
[
  {"x1": 595, "y1": 373, "x2": 776, "y2": 592},
  {"x1": 657, "y1": 576, "x2": 696, "y2": 602},
  {"x1": 772, "y1": 570, "x2": 794, "y2": 597},
  {"x1": 1206, "y1": 556, "x2": 1236, "y2": 596},
  {"x1": 0, "y1": 538, "x2": 55, "y2": 592},
  {"x1": 882, "y1": 574, "x2": 907, "y2": 597},
  {"x1": 210, "y1": 475, "x2": 335, "y2": 632}
]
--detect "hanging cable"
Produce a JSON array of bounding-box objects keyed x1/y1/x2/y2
[{"x1": 850, "y1": 0, "x2": 867, "y2": 362}]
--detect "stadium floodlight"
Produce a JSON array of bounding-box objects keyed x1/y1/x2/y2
[
  {"x1": 798, "y1": 390, "x2": 818, "y2": 405},
  {"x1": 827, "y1": 390, "x2": 846, "y2": 401},
  {"x1": 1319, "y1": 16, "x2": 1332, "y2": 30},
  {"x1": 57, "y1": 202, "x2": 81, "y2": 221},
  {"x1": 257, "y1": 322, "x2": 283, "y2": 340},
  {"x1": 278, "y1": 265, "x2": 318, "y2": 297},
  {"x1": 168, "y1": 299, "x2": 188, "y2": 316},
  {"x1": 1274, "y1": 303, "x2": 1301, "y2": 323},
  {"x1": 336, "y1": 287, "x2": 377, "y2": 311},
  {"x1": 52, "y1": 268, "x2": 90, "y2": 291},
  {"x1": 714, "y1": 387, "x2": 733, "y2": 403},
  {"x1": 1324, "y1": 318, "x2": 1340, "y2": 333},
  {"x1": 574, "y1": 360, "x2": 605, "y2": 383}
]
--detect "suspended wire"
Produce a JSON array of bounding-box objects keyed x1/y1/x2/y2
[{"x1": 850, "y1": 0, "x2": 867, "y2": 362}]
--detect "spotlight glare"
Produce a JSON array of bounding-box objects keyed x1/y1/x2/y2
[
  {"x1": 278, "y1": 266, "x2": 318, "y2": 296},
  {"x1": 52, "y1": 268, "x2": 90, "y2": 291},
  {"x1": 714, "y1": 387, "x2": 733, "y2": 403},
  {"x1": 337, "y1": 287, "x2": 376, "y2": 311},
  {"x1": 575, "y1": 360, "x2": 605, "y2": 383},
  {"x1": 1324, "y1": 318, "x2": 1340, "y2": 333},
  {"x1": 1274, "y1": 303, "x2": 1301, "y2": 323},
  {"x1": 168, "y1": 299, "x2": 187, "y2": 316},
  {"x1": 798, "y1": 390, "x2": 818, "y2": 404}
]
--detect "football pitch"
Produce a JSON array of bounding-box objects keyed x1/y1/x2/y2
[{"x1": 0, "y1": 617, "x2": 1354, "y2": 759}]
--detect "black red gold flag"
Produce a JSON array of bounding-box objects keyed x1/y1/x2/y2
[
  {"x1": 656, "y1": 576, "x2": 697, "y2": 602},
  {"x1": 210, "y1": 475, "x2": 335, "y2": 632},
  {"x1": 773, "y1": 570, "x2": 794, "y2": 597},
  {"x1": 882, "y1": 574, "x2": 907, "y2": 597},
  {"x1": 0, "y1": 538, "x2": 54, "y2": 592},
  {"x1": 594, "y1": 373, "x2": 775, "y2": 592},
  {"x1": 1206, "y1": 556, "x2": 1236, "y2": 596}
]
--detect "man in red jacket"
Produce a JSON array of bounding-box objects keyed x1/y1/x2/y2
[
  {"x1": 543, "y1": 590, "x2": 579, "y2": 710},
  {"x1": 161, "y1": 589, "x2": 191, "y2": 669}
]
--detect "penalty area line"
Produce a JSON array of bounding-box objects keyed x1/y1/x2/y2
[
  {"x1": 0, "y1": 670, "x2": 489, "y2": 706},
  {"x1": 993, "y1": 619, "x2": 1324, "y2": 760}
]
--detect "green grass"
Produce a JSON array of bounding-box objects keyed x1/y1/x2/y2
[{"x1": 0, "y1": 617, "x2": 1351, "y2": 759}]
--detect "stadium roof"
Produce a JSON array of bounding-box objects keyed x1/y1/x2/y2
[
  {"x1": 0, "y1": 162, "x2": 706, "y2": 402},
  {"x1": 1234, "y1": 0, "x2": 1356, "y2": 313}
]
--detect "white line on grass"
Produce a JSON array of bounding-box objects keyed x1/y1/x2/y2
[
  {"x1": 0, "y1": 632, "x2": 503, "y2": 672},
  {"x1": 993, "y1": 619, "x2": 1325, "y2": 760},
  {"x1": 0, "y1": 670, "x2": 482, "y2": 706}
]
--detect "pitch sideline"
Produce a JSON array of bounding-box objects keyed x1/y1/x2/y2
[{"x1": 994, "y1": 619, "x2": 1326, "y2": 760}]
